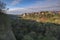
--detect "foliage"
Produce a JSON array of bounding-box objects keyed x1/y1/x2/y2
[
  {"x1": 11, "y1": 17, "x2": 60, "y2": 40},
  {"x1": 0, "y1": 1, "x2": 6, "y2": 10}
]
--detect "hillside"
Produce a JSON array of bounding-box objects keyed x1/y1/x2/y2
[
  {"x1": 10, "y1": 11, "x2": 60, "y2": 40},
  {"x1": 11, "y1": 14, "x2": 60, "y2": 40},
  {"x1": 20, "y1": 11, "x2": 60, "y2": 24},
  {"x1": 1, "y1": 11, "x2": 60, "y2": 40}
]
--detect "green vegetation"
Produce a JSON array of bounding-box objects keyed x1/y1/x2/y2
[
  {"x1": 11, "y1": 13, "x2": 60, "y2": 40},
  {"x1": 0, "y1": 1, "x2": 60, "y2": 40},
  {"x1": 8, "y1": 11, "x2": 60, "y2": 40},
  {"x1": 0, "y1": 3, "x2": 60, "y2": 40}
]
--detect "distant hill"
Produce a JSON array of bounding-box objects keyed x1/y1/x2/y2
[{"x1": 20, "y1": 11, "x2": 60, "y2": 24}]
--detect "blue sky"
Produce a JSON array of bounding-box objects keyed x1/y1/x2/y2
[
  {"x1": 1, "y1": 0, "x2": 60, "y2": 14},
  {"x1": 2, "y1": 0, "x2": 45, "y2": 8}
]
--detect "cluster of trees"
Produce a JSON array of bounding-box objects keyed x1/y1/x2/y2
[
  {"x1": 11, "y1": 18, "x2": 60, "y2": 40},
  {"x1": 0, "y1": 1, "x2": 9, "y2": 14},
  {"x1": 0, "y1": 1, "x2": 6, "y2": 13},
  {"x1": 21, "y1": 11, "x2": 57, "y2": 18},
  {"x1": 0, "y1": 1, "x2": 6, "y2": 9}
]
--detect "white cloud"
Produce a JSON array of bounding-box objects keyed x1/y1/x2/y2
[
  {"x1": 8, "y1": 6, "x2": 60, "y2": 15},
  {"x1": 11, "y1": 0, "x2": 22, "y2": 5},
  {"x1": 27, "y1": 0, "x2": 60, "y2": 8},
  {"x1": 7, "y1": 0, "x2": 60, "y2": 15}
]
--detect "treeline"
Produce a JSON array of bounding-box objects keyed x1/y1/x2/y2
[
  {"x1": 20, "y1": 11, "x2": 60, "y2": 24},
  {"x1": 21, "y1": 11, "x2": 60, "y2": 17}
]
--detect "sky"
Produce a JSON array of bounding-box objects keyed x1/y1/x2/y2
[{"x1": 1, "y1": 0, "x2": 60, "y2": 15}]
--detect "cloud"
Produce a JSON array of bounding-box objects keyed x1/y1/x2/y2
[
  {"x1": 11, "y1": 0, "x2": 22, "y2": 5},
  {"x1": 8, "y1": 8, "x2": 29, "y2": 14},
  {"x1": 8, "y1": 6, "x2": 60, "y2": 15},
  {"x1": 7, "y1": 0, "x2": 60, "y2": 15},
  {"x1": 27, "y1": 0, "x2": 60, "y2": 8}
]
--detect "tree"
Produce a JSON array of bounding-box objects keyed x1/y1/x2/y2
[
  {"x1": 0, "y1": 1, "x2": 6, "y2": 10},
  {"x1": 0, "y1": 1, "x2": 6, "y2": 13}
]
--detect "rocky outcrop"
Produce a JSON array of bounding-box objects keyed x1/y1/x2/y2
[{"x1": 0, "y1": 13, "x2": 16, "y2": 40}]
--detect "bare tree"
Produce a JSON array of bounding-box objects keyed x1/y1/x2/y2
[
  {"x1": 0, "y1": 1, "x2": 6, "y2": 13},
  {"x1": 0, "y1": 1, "x2": 6, "y2": 9}
]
